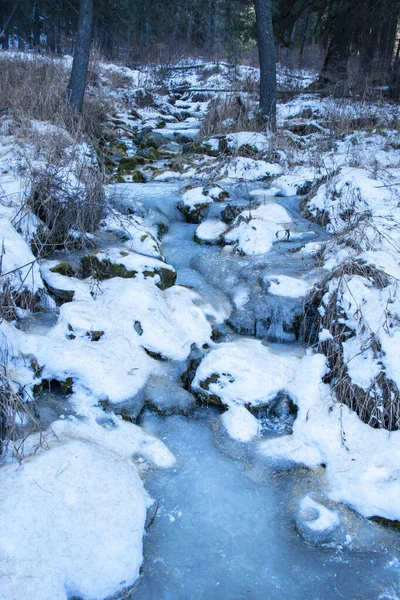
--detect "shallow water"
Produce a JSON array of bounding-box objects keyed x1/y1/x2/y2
[{"x1": 132, "y1": 409, "x2": 400, "y2": 600}]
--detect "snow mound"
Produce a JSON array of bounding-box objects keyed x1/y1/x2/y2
[
  {"x1": 195, "y1": 219, "x2": 227, "y2": 244},
  {"x1": 0, "y1": 439, "x2": 149, "y2": 600},
  {"x1": 220, "y1": 157, "x2": 283, "y2": 181},
  {"x1": 192, "y1": 338, "x2": 299, "y2": 408},
  {"x1": 224, "y1": 203, "x2": 292, "y2": 255}
]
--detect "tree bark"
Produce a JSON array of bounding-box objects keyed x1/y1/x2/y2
[
  {"x1": 66, "y1": 0, "x2": 94, "y2": 113},
  {"x1": 254, "y1": 0, "x2": 276, "y2": 131},
  {"x1": 318, "y1": 9, "x2": 352, "y2": 89}
]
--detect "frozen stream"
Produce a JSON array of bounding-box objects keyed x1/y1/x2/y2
[
  {"x1": 131, "y1": 410, "x2": 400, "y2": 600},
  {"x1": 106, "y1": 183, "x2": 400, "y2": 599}
]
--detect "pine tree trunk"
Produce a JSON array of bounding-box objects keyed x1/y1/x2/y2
[
  {"x1": 319, "y1": 9, "x2": 353, "y2": 89},
  {"x1": 254, "y1": 0, "x2": 276, "y2": 130},
  {"x1": 66, "y1": 0, "x2": 94, "y2": 113}
]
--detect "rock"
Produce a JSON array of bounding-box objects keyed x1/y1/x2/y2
[
  {"x1": 208, "y1": 185, "x2": 230, "y2": 202},
  {"x1": 178, "y1": 186, "x2": 213, "y2": 224},
  {"x1": 295, "y1": 496, "x2": 340, "y2": 545},
  {"x1": 45, "y1": 283, "x2": 75, "y2": 304},
  {"x1": 194, "y1": 220, "x2": 226, "y2": 245},
  {"x1": 80, "y1": 255, "x2": 137, "y2": 280},
  {"x1": 49, "y1": 261, "x2": 76, "y2": 277},
  {"x1": 144, "y1": 375, "x2": 196, "y2": 415}
]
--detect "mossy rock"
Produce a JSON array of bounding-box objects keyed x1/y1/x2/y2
[
  {"x1": 156, "y1": 121, "x2": 166, "y2": 129},
  {"x1": 143, "y1": 267, "x2": 177, "y2": 290},
  {"x1": 104, "y1": 156, "x2": 118, "y2": 171},
  {"x1": 49, "y1": 261, "x2": 76, "y2": 277},
  {"x1": 44, "y1": 281, "x2": 75, "y2": 304},
  {"x1": 212, "y1": 189, "x2": 230, "y2": 202},
  {"x1": 189, "y1": 142, "x2": 218, "y2": 157},
  {"x1": 80, "y1": 255, "x2": 137, "y2": 280},
  {"x1": 132, "y1": 170, "x2": 147, "y2": 183},
  {"x1": 220, "y1": 204, "x2": 244, "y2": 224},
  {"x1": 178, "y1": 202, "x2": 210, "y2": 224},
  {"x1": 129, "y1": 109, "x2": 142, "y2": 120},
  {"x1": 117, "y1": 155, "x2": 149, "y2": 175},
  {"x1": 194, "y1": 373, "x2": 224, "y2": 405},
  {"x1": 136, "y1": 148, "x2": 161, "y2": 161},
  {"x1": 108, "y1": 174, "x2": 126, "y2": 184}
]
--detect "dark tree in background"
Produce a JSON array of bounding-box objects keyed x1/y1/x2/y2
[
  {"x1": 1, "y1": 0, "x2": 399, "y2": 98},
  {"x1": 254, "y1": 0, "x2": 276, "y2": 129},
  {"x1": 66, "y1": 0, "x2": 94, "y2": 112}
]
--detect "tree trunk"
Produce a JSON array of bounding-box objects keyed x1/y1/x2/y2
[
  {"x1": 254, "y1": 0, "x2": 276, "y2": 130},
  {"x1": 66, "y1": 0, "x2": 94, "y2": 113},
  {"x1": 318, "y1": 9, "x2": 352, "y2": 89}
]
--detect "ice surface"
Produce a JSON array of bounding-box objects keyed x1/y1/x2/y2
[{"x1": 132, "y1": 410, "x2": 400, "y2": 600}]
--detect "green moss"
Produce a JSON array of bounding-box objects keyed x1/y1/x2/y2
[
  {"x1": 80, "y1": 255, "x2": 137, "y2": 280},
  {"x1": 143, "y1": 267, "x2": 177, "y2": 290},
  {"x1": 108, "y1": 174, "x2": 126, "y2": 184},
  {"x1": 60, "y1": 377, "x2": 74, "y2": 394},
  {"x1": 104, "y1": 156, "x2": 118, "y2": 171},
  {"x1": 49, "y1": 261, "x2": 76, "y2": 277},
  {"x1": 179, "y1": 202, "x2": 210, "y2": 224},
  {"x1": 156, "y1": 121, "x2": 166, "y2": 129},
  {"x1": 132, "y1": 170, "x2": 147, "y2": 183},
  {"x1": 157, "y1": 223, "x2": 168, "y2": 237},
  {"x1": 118, "y1": 155, "x2": 148, "y2": 170},
  {"x1": 190, "y1": 142, "x2": 218, "y2": 157}
]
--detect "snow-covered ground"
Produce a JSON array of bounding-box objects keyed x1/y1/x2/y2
[{"x1": 1, "y1": 51, "x2": 400, "y2": 599}]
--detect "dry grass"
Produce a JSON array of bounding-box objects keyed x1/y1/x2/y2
[
  {"x1": 0, "y1": 52, "x2": 112, "y2": 141},
  {"x1": 0, "y1": 339, "x2": 44, "y2": 462},
  {"x1": 27, "y1": 159, "x2": 105, "y2": 256},
  {"x1": 303, "y1": 260, "x2": 400, "y2": 431},
  {"x1": 199, "y1": 94, "x2": 261, "y2": 138}
]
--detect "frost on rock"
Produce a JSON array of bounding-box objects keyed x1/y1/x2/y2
[{"x1": 0, "y1": 413, "x2": 175, "y2": 600}]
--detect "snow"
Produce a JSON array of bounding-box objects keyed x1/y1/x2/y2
[
  {"x1": 4, "y1": 275, "x2": 212, "y2": 405},
  {"x1": 0, "y1": 214, "x2": 44, "y2": 294},
  {"x1": 224, "y1": 202, "x2": 293, "y2": 255},
  {"x1": 180, "y1": 186, "x2": 213, "y2": 208},
  {"x1": 258, "y1": 352, "x2": 400, "y2": 520},
  {"x1": 221, "y1": 405, "x2": 260, "y2": 442},
  {"x1": 195, "y1": 219, "x2": 227, "y2": 243},
  {"x1": 298, "y1": 496, "x2": 340, "y2": 533},
  {"x1": 92, "y1": 246, "x2": 176, "y2": 282},
  {"x1": 192, "y1": 338, "x2": 299, "y2": 408},
  {"x1": 220, "y1": 157, "x2": 284, "y2": 181},
  {"x1": 0, "y1": 412, "x2": 174, "y2": 600},
  {"x1": 1, "y1": 53, "x2": 400, "y2": 597},
  {"x1": 266, "y1": 275, "x2": 311, "y2": 298}
]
